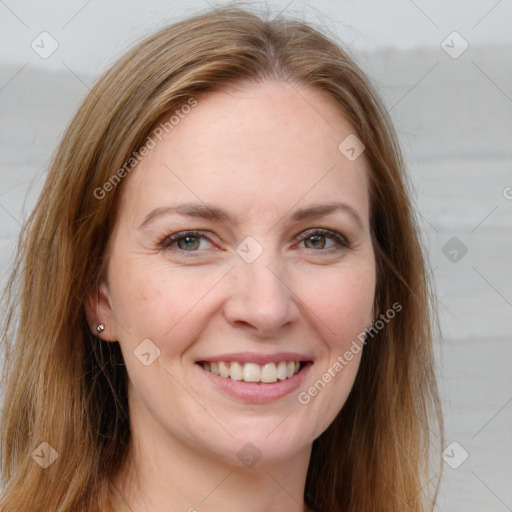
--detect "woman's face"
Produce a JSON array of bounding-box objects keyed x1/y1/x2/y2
[{"x1": 95, "y1": 81, "x2": 376, "y2": 466}]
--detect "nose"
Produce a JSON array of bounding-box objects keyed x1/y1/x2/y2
[{"x1": 223, "y1": 249, "x2": 299, "y2": 337}]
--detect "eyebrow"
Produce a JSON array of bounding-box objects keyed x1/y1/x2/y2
[{"x1": 138, "y1": 201, "x2": 364, "y2": 230}]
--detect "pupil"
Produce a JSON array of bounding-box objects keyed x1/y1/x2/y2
[
  {"x1": 179, "y1": 236, "x2": 198, "y2": 250},
  {"x1": 307, "y1": 235, "x2": 325, "y2": 249}
]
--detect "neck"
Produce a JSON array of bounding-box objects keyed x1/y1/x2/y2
[{"x1": 111, "y1": 401, "x2": 313, "y2": 512}]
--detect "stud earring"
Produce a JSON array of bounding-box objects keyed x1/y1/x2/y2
[{"x1": 96, "y1": 323, "x2": 105, "y2": 334}]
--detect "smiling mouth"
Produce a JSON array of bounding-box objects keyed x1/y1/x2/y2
[{"x1": 197, "y1": 360, "x2": 310, "y2": 384}]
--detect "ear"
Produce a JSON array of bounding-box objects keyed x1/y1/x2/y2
[{"x1": 84, "y1": 281, "x2": 119, "y2": 342}]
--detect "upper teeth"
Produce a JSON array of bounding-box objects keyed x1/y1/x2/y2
[{"x1": 202, "y1": 361, "x2": 301, "y2": 383}]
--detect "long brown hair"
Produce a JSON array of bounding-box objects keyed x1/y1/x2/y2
[{"x1": 1, "y1": 6, "x2": 443, "y2": 511}]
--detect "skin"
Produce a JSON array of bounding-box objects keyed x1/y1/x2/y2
[{"x1": 86, "y1": 80, "x2": 376, "y2": 512}]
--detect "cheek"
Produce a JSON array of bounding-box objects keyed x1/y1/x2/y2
[
  {"x1": 294, "y1": 264, "x2": 374, "y2": 434},
  {"x1": 109, "y1": 257, "x2": 225, "y2": 349},
  {"x1": 300, "y1": 262, "x2": 376, "y2": 350}
]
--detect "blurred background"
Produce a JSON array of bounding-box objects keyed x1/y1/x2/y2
[{"x1": 1, "y1": 1, "x2": 511, "y2": 510}]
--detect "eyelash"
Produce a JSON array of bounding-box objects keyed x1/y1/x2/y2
[{"x1": 159, "y1": 228, "x2": 351, "y2": 255}]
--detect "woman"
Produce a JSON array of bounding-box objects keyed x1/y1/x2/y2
[{"x1": 0, "y1": 6, "x2": 443, "y2": 511}]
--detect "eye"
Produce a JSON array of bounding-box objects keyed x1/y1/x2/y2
[
  {"x1": 160, "y1": 230, "x2": 214, "y2": 253},
  {"x1": 159, "y1": 228, "x2": 351, "y2": 257},
  {"x1": 296, "y1": 228, "x2": 350, "y2": 251}
]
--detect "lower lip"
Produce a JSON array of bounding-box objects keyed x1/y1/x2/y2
[{"x1": 196, "y1": 363, "x2": 313, "y2": 403}]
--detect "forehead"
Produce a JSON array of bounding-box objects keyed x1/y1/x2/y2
[{"x1": 117, "y1": 81, "x2": 370, "y2": 227}]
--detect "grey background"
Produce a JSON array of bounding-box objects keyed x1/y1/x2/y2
[{"x1": 1, "y1": 1, "x2": 511, "y2": 510}]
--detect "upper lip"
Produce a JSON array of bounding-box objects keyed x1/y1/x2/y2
[{"x1": 195, "y1": 352, "x2": 314, "y2": 365}]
